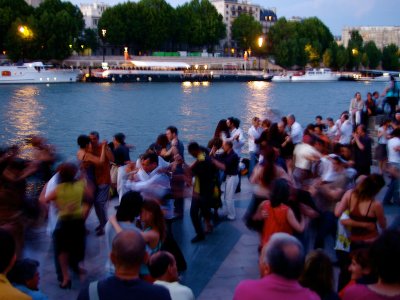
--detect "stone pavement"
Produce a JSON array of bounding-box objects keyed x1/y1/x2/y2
[{"x1": 23, "y1": 176, "x2": 399, "y2": 300}]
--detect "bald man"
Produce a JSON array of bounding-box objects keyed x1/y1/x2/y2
[{"x1": 77, "y1": 230, "x2": 171, "y2": 300}]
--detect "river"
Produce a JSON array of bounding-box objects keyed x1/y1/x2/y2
[{"x1": 0, "y1": 80, "x2": 387, "y2": 160}]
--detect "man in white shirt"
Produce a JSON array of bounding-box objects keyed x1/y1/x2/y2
[
  {"x1": 149, "y1": 251, "x2": 195, "y2": 300},
  {"x1": 124, "y1": 152, "x2": 170, "y2": 200},
  {"x1": 338, "y1": 113, "x2": 353, "y2": 145},
  {"x1": 247, "y1": 117, "x2": 263, "y2": 177},
  {"x1": 383, "y1": 128, "x2": 400, "y2": 205},
  {"x1": 225, "y1": 117, "x2": 245, "y2": 193},
  {"x1": 287, "y1": 114, "x2": 303, "y2": 145}
]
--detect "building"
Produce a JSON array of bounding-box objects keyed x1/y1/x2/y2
[
  {"x1": 80, "y1": 1, "x2": 110, "y2": 29},
  {"x1": 260, "y1": 8, "x2": 277, "y2": 35},
  {"x1": 25, "y1": 0, "x2": 43, "y2": 7},
  {"x1": 342, "y1": 26, "x2": 400, "y2": 49},
  {"x1": 211, "y1": 0, "x2": 262, "y2": 49}
]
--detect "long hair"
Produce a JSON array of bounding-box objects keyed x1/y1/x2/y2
[
  {"x1": 214, "y1": 119, "x2": 230, "y2": 138},
  {"x1": 270, "y1": 179, "x2": 290, "y2": 208},
  {"x1": 142, "y1": 200, "x2": 166, "y2": 242},
  {"x1": 261, "y1": 146, "x2": 277, "y2": 186},
  {"x1": 299, "y1": 249, "x2": 335, "y2": 298},
  {"x1": 353, "y1": 173, "x2": 385, "y2": 202}
]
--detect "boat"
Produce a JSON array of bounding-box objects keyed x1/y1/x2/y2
[
  {"x1": 290, "y1": 68, "x2": 339, "y2": 82},
  {"x1": 373, "y1": 73, "x2": 400, "y2": 82},
  {"x1": 271, "y1": 74, "x2": 292, "y2": 82},
  {"x1": 85, "y1": 60, "x2": 273, "y2": 83},
  {"x1": 0, "y1": 62, "x2": 81, "y2": 84}
]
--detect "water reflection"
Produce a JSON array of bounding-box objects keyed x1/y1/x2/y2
[
  {"x1": 243, "y1": 81, "x2": 277, "y2": 127},
  {"x1": 6, "y1": 86, "x2": 44, "y2": 152}
]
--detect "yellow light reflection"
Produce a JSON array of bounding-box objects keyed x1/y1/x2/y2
[{"x1": 7, "y1": 86, "x2": 43, "y2": 158}]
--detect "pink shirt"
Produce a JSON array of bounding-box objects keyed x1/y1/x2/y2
[
  {"x1": 233, "y1": 274, "x2": 319, "y2": 300},
  {"x1": 343, "y1": 284, "x2": 400, "y2": 300}
]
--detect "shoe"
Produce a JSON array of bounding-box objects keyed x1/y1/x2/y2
[
  {"x1": 96, "y1": 228, "x2": 105, "y2": 236},
  {"x1": 59, "y1": 280, "x2": 71, "y2": 289},
  {"x1": 191, "y1": 235, "x2": 205, "y2": 243}
]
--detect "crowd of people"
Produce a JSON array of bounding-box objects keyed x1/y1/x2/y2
[{"x1": 1, "y1": 80, "x2": 400, "y2": 300}]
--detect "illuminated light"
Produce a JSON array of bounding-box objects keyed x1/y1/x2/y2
[
  {"x1": 193, "y1": 81, "x2": 200, "y2": 86},
  {"x1": 47, "y1": 77, "x2": 49, "y2": 81},
  {"x1": 85, "y1": 73, "x2": 90, "y2": 78},
  {"x1": 202, "y1": 81, "x2": 210, "y2": 86},
  {"x1": 210, "y1": 71, "x2": 214, "y2": 76},
  {"x1": 101, "y1": 29, "x2": 107, "y2": 38},
  {"x1": 204, "y1": 65, "x2": 208, "y2": 70},
  {"x1": 258, "y1": 36, "x2": 264, "y2": 48},
  {"x1": 54, "y1": 77, "x2": 56, "y2": 80},
  {"x1": 182, "y1": 81, "x2": 192, "y2": 87},
  {"x1": 40, "y1": 78, "x2": 43, "y2": 81},
  {"x1": 195, "y1": 65, "x2": 199, "y2": 70}
]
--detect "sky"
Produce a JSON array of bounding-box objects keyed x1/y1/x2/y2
[{"x1": 75, "y1": 0, "x2": 399, "y2": 36}]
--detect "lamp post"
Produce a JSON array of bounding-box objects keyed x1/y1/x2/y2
[
  {"x1": 18, "y1": 25, "x2": 33, "y2": 62},
  {"x1": 258, "y1": 36, "x2": 264, "y2": 71},
  {"x1": 101, "y1": 29, "x2": 107, "y2": 62}
]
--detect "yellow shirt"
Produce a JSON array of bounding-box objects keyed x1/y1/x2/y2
[
  {"x1": 56, "y1": 180, "x2": 85, "y2": 219},
  {"x1": 0, "y1": 274, "x2": 32, "y2": 300}
]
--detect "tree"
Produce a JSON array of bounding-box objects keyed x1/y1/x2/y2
[
  {"x1": 33, "y1": 0, "x2": 84, "y2": 60},
  {"x1": 382, "y1": 44, "x2": 400, "y2": 71},
  {"x1": 82, "y1": 28, "x2": 99, "y2": 53},
  {"x1": 347, "y1": 30, "x2": 363, "y2": 70},
  {"x1": 336, "y1": 45, "x2": 349, "y2": 71},
  {"x1": 363, "y1": 41, "x2": 381, "y2": 69},
  {"x1": 322, "y1": 48, "x2": 333, "y2": 68},
  {"x1": 0, "y1": 0, "x2": 33, "y2": 54},
  {"x1": 231, "y1": 13, "x2": 262, "y2": 51}
]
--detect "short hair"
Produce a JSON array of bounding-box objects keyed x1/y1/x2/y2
[
  {"x1": 356, "y1": 124, "x2": 366, "y2": 133},
  {"x1": 148, "y1": 251, "x2": 174, "y2": 278},
  {"x1": 369, "y1": 230, "x2": 400, "y2": 284},
  {"x1": 0, "y1": 229, "x2": 16, "y2": 273},
  {"x1": 89, "y1": 131, "x2": 99, "y2": 139},
  {"x1": 262, "y1": 233, "x2": 305, "y2": 280},
  {"x1": 166, "y1": 126, "x2": 178, "y2": 135},
  {"x1": 326, "y1": 117, "x2": 333, "y2": 122},
  {"x1": 57, "y1": 162, "x2": 78, "y2": 183},
  {"x1": 112, "y1": 230, "x2": 146, "y2": 268},
  {"x1": 141, "y1": 152, "x2": 158, "y2": 165},
  {"x1": 188, "y1": 141, "x2": 200, "y2": 154},
  {"x1": 114, "y1": 133, "x2": 126, "y2": 145},
  {"x1": 287, "y1": 114, "x2": 295, "y2": 121},
  {"x1": 116, "y1": 191, "x2": 143, "y2": 222},
  {"x1": 315, "y1": 115, "x2": 323, "y2": 120},
  {"x1": 233, "y1": 118, "x2": 240, "y2": 128},
  {"x1": 8, "y1": 258, "x2": 39, "y2": 284},
  {"x1": 77, "y1": 135, "x2": 90, "y2": 149}
]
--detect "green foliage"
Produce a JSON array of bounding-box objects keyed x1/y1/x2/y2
[
  {"x1": 82, "y1": 28, "x2": 99, "y2": 53},
  {"x1": 268, "y1": 17, "x2": 334, "y2": 69},
  {"x1": 382, "y1": 44, "x2": 400, "y2": 71},
  {"x1": 363, "y1": 41, "x2": 381, "y2": 69},
  {"x1": 231, "y1": 14, "x2": 262, "y2": 51},
  {"x1": 347, "y1": 30, "x2": 363, "y2": 70},
  {"x1": 336, "y1": 45, "x2": 349, "y2": 71},
  {"x1": 0, "y1": 0, "x2": 33, "y2": 53}
]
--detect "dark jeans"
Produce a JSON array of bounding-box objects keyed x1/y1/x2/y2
[
  {"x1": 94, "y1": 184, "x2": 110, "y2": 228},
  {"x1": 313, "y1": 211, "x2": 338, "y2": 249},
  {"x1": 190, "y1": 195, "x2": 211, "y2": 236}
]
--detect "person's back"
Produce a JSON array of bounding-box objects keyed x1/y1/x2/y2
[
  {"x1": 234, "y1": 233, "x2": 319, "y2": 300},
  {"x1": 77, "y1": 230, "x2": 171, "y2": 300}
]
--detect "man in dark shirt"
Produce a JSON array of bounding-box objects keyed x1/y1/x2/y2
[
  {"x1": 352, "y1": 124, "x2": 372, "y2": 176},
  {"x1": 188, "y1": 142, "x2": 215, "y2": 243},
  {"x1": 211, "y1": 141, "x2": 239, "y2": 220},
  {"x1": 77, "y1": 230, "x2": 171, "y2": 300}
]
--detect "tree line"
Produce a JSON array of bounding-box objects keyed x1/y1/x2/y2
[{"x1": 1, "y1": 0, "x2": 399, "y2": 71}]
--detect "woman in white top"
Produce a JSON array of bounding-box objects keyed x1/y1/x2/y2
[{"x1": 375, "y1": 119, "x2": 392, "y2": 174}]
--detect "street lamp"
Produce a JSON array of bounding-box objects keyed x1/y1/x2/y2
[
  {"x1": 258, "y1": 36, "x2": 264, "y2": 71},
  {"x1": 101, "y1": 29, "x2": 107, "y2": 62},
  {"x1": 18, "y1": 25, "x2": 33, "y2": 62}
]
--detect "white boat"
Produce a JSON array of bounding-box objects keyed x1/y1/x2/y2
[
  {"x1": 373, "y1": 73, "x2": 400, "y2": 82},
  {"x1": 290, "y1": 68, "x2": 339, "y2": 82},
  {"x1": 272, "y1": 74, "x2": 292, "y2": 82},
  {"x1": 0, "y1": 62, "x2": 81, "y2": 84}
]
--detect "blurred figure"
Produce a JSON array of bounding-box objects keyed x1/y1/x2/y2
[
  {"x1": 247, "y1": 117, "x2": 263, "y2": 177},
  {"x1": 77, "y1": 230, "x2": 171, "y2": 300},
  {"x1": 381, "y1": 76, "x2": 399, "y2": 117},
  {"x1": 40, "y1": 162, "x2": 90, "y2": 289},
  {"x1": 349, "y1": 92, "x2": 364, "y2": 127},
  {"x1": 299, "y1": 249, "x2": 339, "y2": 300},
  {"x1": 343, "y1": 230, "x2": 400, "y2": 299},
  {"x1": 8, "y1": 258, "x2": 48, "y2": 300},
  {"x1": 233, "y1": 233, "x2": 319, "y2": 300},
  {"x1": 149, "y1": 251, "x2": 194, "y2": 300},
  {"x1": 0, "y1": 228, "x2": 31, "y2": 299}
]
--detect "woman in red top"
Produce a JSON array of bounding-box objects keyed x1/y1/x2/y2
[{"x1": 253, "y1": 178, "x2": 305, "y2": 247}]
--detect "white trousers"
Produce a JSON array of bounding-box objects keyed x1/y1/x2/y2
[{"x1": 224, "y1": 175, "x2": 239, "y2": 220}]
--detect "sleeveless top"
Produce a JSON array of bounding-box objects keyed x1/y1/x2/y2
[
  {"x1": 261, "y1": 201, "x2": 293, "y2": 246},
  {"x1": 348, "y1": 193, "x2": 378, "y2": 242},
  {"x1": 140, "y1": 226, "x2": 162, "y2": 276},
  {"x1": 56, "y1": 180, "x2": 84, "y2": 220}
]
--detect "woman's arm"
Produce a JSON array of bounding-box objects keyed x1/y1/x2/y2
[
  {"x1": 252, "y1": 200, "x2": 267, "y2": 221},
  {"x1": 287, "y1": 208, "x2": 305, "y2": 232},
  {"x1": 109, "y1": 215, "x2": 123, "y2": 233},
  {"x1": 39, "y1": 182, "x2": 56, "y2": 204},
  {"x1": 335, "y1": 189, "x2": 351, "y2": 217},
  {"x1": 141, "y1": 229, "x2": 160, "y2": 249},
  {"x1": 374, "y1": 201, "x2": 387, "y2": 230}
]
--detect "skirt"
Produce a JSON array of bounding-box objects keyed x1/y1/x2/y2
[{"x1": 375, "y1": 143, "x2": 387, "y2": 161}]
